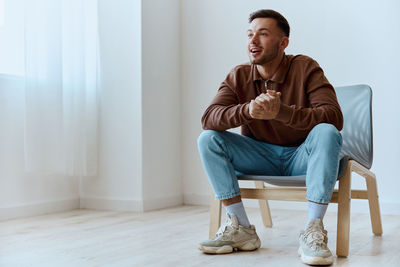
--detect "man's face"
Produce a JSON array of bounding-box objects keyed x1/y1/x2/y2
[{"x1": 247, "y1": 18, "x2": 286, "y2": 65}]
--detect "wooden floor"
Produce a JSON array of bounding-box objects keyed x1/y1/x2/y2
[{"x1": 1, "y1": 205, "x2": 399, "y2": 267}]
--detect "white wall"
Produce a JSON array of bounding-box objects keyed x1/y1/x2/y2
[
  {"x1": 141, "y1": 0, "x2": 182, "y2": 210},
  {"x1": 80, "y1": 0, "x2": 143, "y2": 211},
  {"x1": 0, "y1": 75, "x2": 80, "y2": 220},
  {"x1": 181, "y1": 0, "x2": 400, "y2": 214},
  {"x1": 80, "y1": 0, "x2": 182, "y2": 211}
]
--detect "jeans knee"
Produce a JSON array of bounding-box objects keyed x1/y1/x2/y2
[
  {"x1": 312, "y1": 123, "x2": 342, "y2": 146},
  {"x1": 197, "y1": 130, "x2": 222, "y2": 152}
]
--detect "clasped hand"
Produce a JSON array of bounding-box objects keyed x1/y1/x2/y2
[{"x1": 249, "y1": 90, "x2": 281, "y2": 120}]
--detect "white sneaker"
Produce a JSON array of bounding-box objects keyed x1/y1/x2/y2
[
  {"x1": 198, "y1": 214, "x2": 261, "y2": 254},
  {"x1": 298, "y1": 219, "x2": 334, "y2": 265}
]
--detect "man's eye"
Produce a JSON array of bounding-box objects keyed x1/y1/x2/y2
[
  {"x1": 248, "y1": 34, "x2": 253, "y2": 38},
  {"x1": 260, "y1": 33, "x2": 267, "y2": 36}
]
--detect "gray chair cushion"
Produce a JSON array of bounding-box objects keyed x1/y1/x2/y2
[{"x1": 238, "y1": 84, "x2": 373, "y2": 186}]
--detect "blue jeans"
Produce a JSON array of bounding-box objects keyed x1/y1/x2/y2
[{"x1": 197, "y1": 123, "x2": 342, "y2": 204}]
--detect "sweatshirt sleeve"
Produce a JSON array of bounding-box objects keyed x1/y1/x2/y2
[
  {"x1": 201, "y1": 79, "x2": 253, "y2": 131},
  {"x1": 274, "y1": 60, "x2": 344, "y2": 131}
]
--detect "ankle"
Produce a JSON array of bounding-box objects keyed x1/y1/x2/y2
[
  {"x1": 306, "y1": 201, "x2": 328, "y2": 227},
  {"x1": 225, "y1": 201, "x2": 251, "y2": 227}
]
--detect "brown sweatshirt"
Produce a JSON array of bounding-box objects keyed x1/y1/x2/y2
[{"x1": 201, "y1": 54, "x2": 343, "y2": 147}]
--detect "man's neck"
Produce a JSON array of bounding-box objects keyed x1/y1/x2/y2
[{"x1": 256, "y1": 53, "x2": 284, "y2": 80}]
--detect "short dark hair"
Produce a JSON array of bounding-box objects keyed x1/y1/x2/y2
[{"x1": 249, "y1": 9, "x2": 290, "y2": 37}]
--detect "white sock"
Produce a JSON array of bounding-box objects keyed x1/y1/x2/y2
[
  {"x1": 306, "y1": 201, "x2": 328, "y2": 228},
  {"x1": 225, "y1": 201, "x2": 251, "y2": 227}
]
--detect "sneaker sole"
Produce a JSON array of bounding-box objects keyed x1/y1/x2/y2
[
  {"x1": 298, "y1": 247, "x2": 333, "y2": 265},
  {"x1": 198, "y1": 238, "x2": 261, "y2": 254}
]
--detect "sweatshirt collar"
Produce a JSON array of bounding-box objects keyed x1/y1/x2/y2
[{"x1": 250, "y1": 54, "x2": 290, "y2": 84}]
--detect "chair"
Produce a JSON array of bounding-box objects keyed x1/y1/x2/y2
[{"x1": 208, "y1": 84, "x2": 382, "y2": 257}]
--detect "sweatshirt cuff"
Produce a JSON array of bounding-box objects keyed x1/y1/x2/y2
[
  {"x1": 275, "y1": 103, "x2": 292, "y2": 124},
  {"x1": 243, "y1": 102, "x2": 253, "y2": 120}
]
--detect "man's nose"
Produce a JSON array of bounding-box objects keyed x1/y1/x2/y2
[{"x1": 250, "y1": 35, "x2": 259, "y2": 45}]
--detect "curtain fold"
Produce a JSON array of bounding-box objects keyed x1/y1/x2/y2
[{"x1": 24, "y1": 0, "x2": 99, "y2": 176}]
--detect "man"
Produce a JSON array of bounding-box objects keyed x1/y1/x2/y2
[{"x1": 197, "y1": 9, "x2": 343, "y2": 266}]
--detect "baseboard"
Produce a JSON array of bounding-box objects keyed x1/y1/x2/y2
[
  {"x1": 0, "y1": 198, "x2": 80, "y2": 221},
  {"x1": 80, "y1": 195, "x2": 183, "y2": 212},
  {"x1": 183, "y1": 193, "x2": 400, "y2": 215}
]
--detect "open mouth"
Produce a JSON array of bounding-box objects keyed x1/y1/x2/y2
[{"x1": 250, "y1": 48, "x2": 262, "y2": 55}]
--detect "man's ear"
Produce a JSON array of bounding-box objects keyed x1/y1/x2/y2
[{"x1": 280, "y1": 37, "x2": 289, "y2": 51}]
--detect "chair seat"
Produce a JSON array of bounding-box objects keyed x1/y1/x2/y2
[
  {"x1": 237, "y1": 156, "x2": 350, "y2": 186},
  {"x1": 238, "y1": 174, "x2": 307, "y2": 186}
]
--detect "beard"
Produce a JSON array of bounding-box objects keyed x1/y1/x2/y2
[{"x1": 249, "y1": 41, "x2": 280, "y2": 65}]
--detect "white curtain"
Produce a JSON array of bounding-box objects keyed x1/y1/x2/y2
[{"x1": 24, "y1": 0, "x2": 99, "y2": 176}]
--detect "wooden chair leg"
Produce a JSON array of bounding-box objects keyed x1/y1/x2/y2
[
  {"x1": 255, "y1": 181, "x2": 273, "y2": 227},
  {"x1": 365, "y1": 172, "x2": 383, "y2": 235},
  {"x1": 336, "y1": 162, "x2": 352, "y2": 257},
  {"x1": 209, "y1": 193, "x2": 222, "y2": 239},
  {"x1": 351, "y1": 160, "x2": 383, "y2": 236},
  {"x1": 349, "y1": 161, "x2": 383, "y2": 236}
]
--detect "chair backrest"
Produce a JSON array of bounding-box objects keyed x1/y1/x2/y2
[{"x1": 335, "y1": 85, "x2": 373, "y2": 169}]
